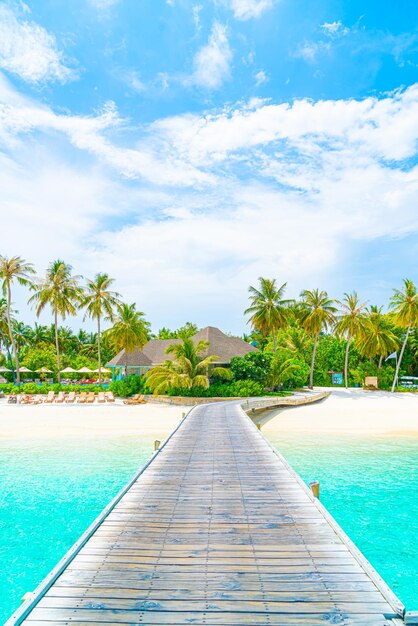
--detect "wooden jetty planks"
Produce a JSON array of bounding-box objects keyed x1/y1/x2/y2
[{"x1": 10, "y1": 401, "x2": 404, "y2": 626}]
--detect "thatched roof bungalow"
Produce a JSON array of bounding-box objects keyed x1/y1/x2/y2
[{"x1": 106, "y1": 326, "x2": 257, "y2": 378}]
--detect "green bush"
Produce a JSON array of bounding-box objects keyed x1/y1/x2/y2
[
  {"x1": 230, "y1": 352, "x2": 273, "y2": 383},
  {"x1": 166, "y1": 379, "x2": 266, "y2": 398},
  {"x1": 109, "y1": 375, "x2": 143, "y2": 397}
]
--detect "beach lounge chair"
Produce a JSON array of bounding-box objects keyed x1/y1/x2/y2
[
  {"x1": 44, "y1": 391, "x2": 55, "y2": 403},
  {"x1": 97, "y1": 392, "x2": 105, "y2": 403},
  {"x1": 21, "y1": 395, "x2": 33, "y2": 404},
  {"x1": 33, "y1": 395, "x2": 43, "y2": 404},
  {"x1": 78, "y1": 392, "x2": 87, "y2": 403},
  {"x1": 66, "y1": 392, "x2": 76, "y2": 403},
  {"x1": 86, "y1": 392, "x2": 95, "y2": 403},
  {"x1": 105, "y1": 391, "x2": 115, "y2": 402},
  {"x1": 56, "y1": 391, "x2": 65, "y2": 403},
  {"x1": 124, "y1": 394, "x2": 147, "y2": 405}
]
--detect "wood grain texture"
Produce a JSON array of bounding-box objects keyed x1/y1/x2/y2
[{"x1": 18, "y1": 402, "x2": 402, "y2": 625}]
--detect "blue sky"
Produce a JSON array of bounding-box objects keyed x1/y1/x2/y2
[{"x1": 1, "y1": 0, "x2": 418, "y2": 333}]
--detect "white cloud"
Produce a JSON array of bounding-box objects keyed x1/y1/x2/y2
[
  {"x1": 0, "y1": 5, "x2": 73, "y2": 83},
  {"x1": 192, "y1": 4, "x2": 203, "y2": 32},
  {"x1": 321, "y1": 20, "x2": 349, "y2": 37},
  {"x1": 4, "y1": 75, "x2": 418, "y2": 330},
  {"x1": 294, "y1": 41, "x2": 330, "y2": 62},
  {"x1": 188, "y1": 22, "x2": 232, "y2": 89},
  {"x1": 255, "y1": 69, "x2": 268, "y2": 85},
  {"x1": 88, "y1": 0, "x2": 119, "y2": 9},
  {"x1": 231, "y1": 0, "x2": 275, "y2": 20}
]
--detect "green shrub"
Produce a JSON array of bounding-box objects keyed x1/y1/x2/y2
[
  {"x1": 230, "y1": 352, "x2": 273, "y2": 383},
  {"x1": 109, "y1": 375, "x2": 143, "y2": 397}
]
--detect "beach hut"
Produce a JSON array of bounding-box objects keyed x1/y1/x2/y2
[{"x1": 106, "y1": 326, "x2": 258, "y2": 380}]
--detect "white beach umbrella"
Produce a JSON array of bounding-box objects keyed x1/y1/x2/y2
[
  {"x1": 61, "y1": 367, "x2": 77, "y2": 373},
  {"x1": 77, "y1": 367, "x2": 93, "y2": 373},
  {"x1": 0, "y1": 366, "x2": 11, "y2": 372},
  {"x1": 19, "y1": 366, "x2": 32, "y2": 372},
  {"x1": 36, "y1": 367, "x2": 52, "y2": 373},
  {"x1": 93, "y1": 368, "x2": 110, "y2": 373}
]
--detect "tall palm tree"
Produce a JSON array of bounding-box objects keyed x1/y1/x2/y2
[
  {"x1": 0, "y1": 297, "x2": 15, "y2": 370},
  {"x1": 389, "y1": 279, "x2": 418, "y2": 392},
  {"x1": 104, "y1": 303, "x2": 150, "y2": 378},
  {"x1": 245, "y1": 278, "x2": 293, "y2": 351},
  {"x1": 359, "y1": 306, "x2": 399, "y2": 368},
  {"x1": 29, "y1": 260, "x2": 83, "y2": 383},
  {"x1": 82, "y1": 274, "x2": 120, "y2": 383},
  {"x1": 334, "y1": 292, "x2": 367, "y2": 388},
  {"x1": 145, "y1": 338, "x2": 231, "y2": 395},
  {"x1": 299, "y1": 289, "x2": 337, "y2": 388},
  {"x1": 0, "y1": 255, "x2": 35, "y2": 386}
]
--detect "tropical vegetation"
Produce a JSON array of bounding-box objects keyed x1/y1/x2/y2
[{"x1": 0, "y1": 252, "x2": 418, "y2": 395}]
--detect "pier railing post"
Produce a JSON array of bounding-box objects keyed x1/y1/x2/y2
[
  {"x1": 309, "y1": 480, "x2": 320, "y2": 499},
  {"x1": 154, "y1": 440, "x2": 160, "y2": 451}
]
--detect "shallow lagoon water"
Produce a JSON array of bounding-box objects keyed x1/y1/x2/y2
[
  {"x1": 0, "y1": 429, "x2": 417, "y2": 622},
  {"x1": 265, "y1": 431, "x2": 418, "y2": 611},
  {"x1": 0, "y1": 437, "x2": 153, "y2": 623}
]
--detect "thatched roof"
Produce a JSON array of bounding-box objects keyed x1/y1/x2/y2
[
  {"x1": 193, "y1": 326, "x2": 257, "y2": 363},
  {"x1": 107, "y1": 347, "x2": 153, "y2": 368},
  {"x1": 106, "y1": 327, "x2": 257, "y2": 368}
]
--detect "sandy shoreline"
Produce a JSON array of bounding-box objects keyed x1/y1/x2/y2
[
  {"x1": 260, "y1": 388, "x2": 418, "y2": 436},
  {"x1": 0, "y1": 389, "x2": 417, "y2": 440},
  {"x1": 0, "y1": 400, "x2": 188, "y2": 440}
]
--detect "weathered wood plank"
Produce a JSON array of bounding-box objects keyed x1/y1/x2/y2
[{"x1": 14, "y1": 401, "x2": 403, "y2": 626}]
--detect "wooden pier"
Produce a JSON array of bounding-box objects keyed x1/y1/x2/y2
[{"x1": 7, "y1": 401, "x2": 406, "y2": 625}]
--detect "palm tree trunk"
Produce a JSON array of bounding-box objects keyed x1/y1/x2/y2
[
  {"x1": 309, "y1": 334, "x2": 318, "y2": 388},
  {"x1": 273, "y1": 332, "x2": 277, "y2": 353},
  {"x1": 6, "y1": 282, "x2": 20, "y2": 388},
  {"x1": 125, "y1": 351, "x2": 128, "y2": 380},
  {"x1": 54, "y1": 309, "x2": 61, "y2": 384},
  {"x1": 391, "y1": 324, "x2": 410, "y2": 392},
  {"x1": 97, "y1": 316, "x2": 102, "y2": 385},
  {"x1": 378, "y1": 355, "x2": 383, "y2": 369},
  {"x1": 344, "y1": 339, "x2": 350, "y2": 389}
]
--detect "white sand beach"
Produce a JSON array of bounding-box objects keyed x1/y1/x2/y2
[
  {"x1": 261, "y1": 388, "x2": 418, "y2": 437},
  {"x1": 0, "y1": 400, "x2": 189, "y2": 440}
]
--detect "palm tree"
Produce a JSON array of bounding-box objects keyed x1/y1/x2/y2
[
  {"x1": 359, "y1": 306, "x2": 399, "y2": 368},
  {"x1": 145, "y1": 338, "x2": 231, "y2": 395},
  {"x1": 29, "y1": 260, "x2": 83, "y2": 383},
  {"x1": 0, "y1": 255, "x2": 35, "y2": 386},
  {"x1": 82, "y1": 274, "x2": 120, "y2": 383},
  {"x1": 0, "y1": 297, "x2": 15, "y2": 371},
  {"x1": 269, "y1": 357, "x2": 304, "y2": 389},
  {"x1": 299, "y1": 289, "x2": 337, "y2": 388},
  {"x1": 389, "y1": 279, "x2": 418, "y2": 392},
  {"x1": 104, "y1": 303, "x2": 150, "y2": 378},
  {"x1": 245, "y1": 278, "x2": 293, "y2": 351},
  {"x1": 334, "y1": 292, "x2": 367, "y2": 388}
]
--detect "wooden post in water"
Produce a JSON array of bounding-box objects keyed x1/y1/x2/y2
[
  {"x1": 309, "y1": 480, "x2": 320, "y2": 499},
  {"x1": 154, "y1": 440, "x2": 160, "y2": 451}
]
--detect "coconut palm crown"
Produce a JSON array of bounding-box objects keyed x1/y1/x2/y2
[
  {"x1": 0, "y1": 255, "x2": 35, "y2": 386},
  {"x1": 389, "y1": 279, "x2": 418, "y2": 391},
  {"x1": 245, "y1": 278, "x2": 293, "y2": 351},
  {"x1": 299, "y1": 288, "x2": 337, "y2": 387},
  {"x1": 334, "y1": 292, "x2": 367, "y2": 388},
  {"x1": 104, "y1": 303, "x2": 150, "y2": 378},
  {"x1": 29, "y1": 260, "x2": 83, "y2": 383},
  {"x1": 83, "y1": 273, "x2": 120, "y2": 383},
  {"x1": 145, "y1": 338, "x2": 231, "y2": 395}
]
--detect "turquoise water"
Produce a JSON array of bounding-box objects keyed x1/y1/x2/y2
[
  {"x1": 265, "y1": 431, "x2": 418, "y2": 611},
  {"x1": 0, "y1": 437, "x2": 153, "y2": 624},
  {"x1": 1, "y1": 430, "x2": 417, "y2": 623}
]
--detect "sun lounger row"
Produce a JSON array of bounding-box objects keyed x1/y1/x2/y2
[
  {"x1": 8, "y1": 391, "x2": 115, "y2": 404},
  {"x1": 123, "y1": 394, "x2": 147, "y2": 405}
]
